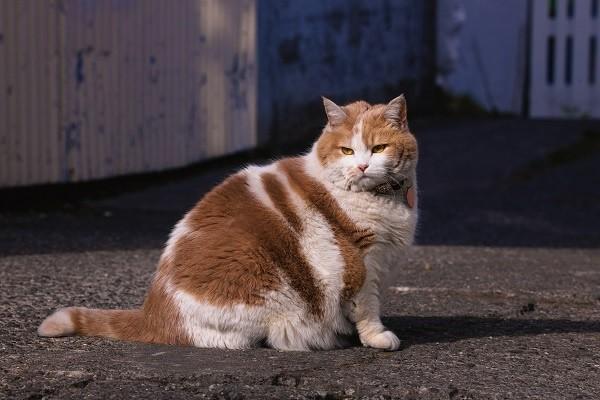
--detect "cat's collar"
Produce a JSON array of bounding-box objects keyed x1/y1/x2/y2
[{"x1": 372, "y1": 178, "x2": 415, "y2": 208}]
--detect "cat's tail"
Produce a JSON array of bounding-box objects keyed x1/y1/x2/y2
[{"x1": 37, "y1": 307, "x2": 146, "y2": 342}]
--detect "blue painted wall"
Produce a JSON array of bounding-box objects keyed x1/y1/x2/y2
[{"x1": 257, "y1": 0, "x2": 435, "y2": 144}]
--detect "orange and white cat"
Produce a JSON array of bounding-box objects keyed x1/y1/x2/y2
[{"x1": 38, "y1": 95, "x2": 418, "y2": 351}]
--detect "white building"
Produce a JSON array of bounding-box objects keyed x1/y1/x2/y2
[{"x1": 438, "y1": 0, "x2": 599, "y2": 118}]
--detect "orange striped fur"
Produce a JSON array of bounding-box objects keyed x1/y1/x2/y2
[{"x1": 39, "y1": 95, "x2": 418, "y2": 351}]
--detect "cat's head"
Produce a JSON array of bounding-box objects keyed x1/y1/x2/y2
[{"x1": 314, "y1": 95, "x2": 418, "y2": 192}]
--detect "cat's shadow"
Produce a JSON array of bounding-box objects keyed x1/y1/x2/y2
[{"x1": 346, "y1": 315, "x2": 600, "y2": 349}]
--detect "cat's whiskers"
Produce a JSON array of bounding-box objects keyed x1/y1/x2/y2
[{"x1": 341, "y1": 173, "x2": 353, "y2": 191}]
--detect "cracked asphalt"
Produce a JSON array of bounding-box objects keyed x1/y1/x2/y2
[{"x1": 1, "y1": 119, "x2": 599, "y2": 399}]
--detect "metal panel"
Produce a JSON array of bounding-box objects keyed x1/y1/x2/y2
[
  {"x1": 530, "y1": 0, "x2": 600, "y2": 117},
  {"x1": 0, "y1": 0, "x2": 8, "y2": 185},
  {"x1": 0, "y1": 0, "x2": 257, "y2": 187}
]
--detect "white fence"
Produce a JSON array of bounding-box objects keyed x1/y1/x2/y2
[
  {"x1": 530, "y1": 0, "x2": 600, "y2": 117},
  {"x1": 0, "y1": 0, "x2": 257, "y2": 188}
]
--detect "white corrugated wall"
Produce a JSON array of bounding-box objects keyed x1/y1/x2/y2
[{"x1": 0, "y1": 0, "x2": 257, "y2": 187}]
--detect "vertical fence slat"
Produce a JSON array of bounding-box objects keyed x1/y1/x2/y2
[
  {"x1": 131, "y1": 1, "x2": 140, "y2": 173},
  {"x1": 148, "y1": 0, "x2": 159, "y2": 171},
  {"x1": 105, "y1": 0, "x2": 116, "y2": 176},
  {"x1": 164, "y1": 0, "x2": 174, "y2": 169},
  {"x1": 7, "y1": 0, "x2": 18, "y2": 186},
  {"x1": 66, "y1": 0, "x2": 78, "y2": 182},
  {"x1": 174, "y1": 0, "x2": 184, "y2": 168},
  {"x1": 132, "y1": 0, "x2": 144, "y2": 173},
  {"x1": 48, "y1": 0, "x2": 61, "y2": 183},
  {"x1": 223, "y1": 1, "x2": 234, "y2": 155},
  {"x1": 90, "y1": 3, "x2": 100, "y2": 180},
  {"x1": 209, "y1": 0, "x2": 226, "y2": 157},
  {"x1": 167, "y1": 0, "x2": 175, "y2": 169},
  {"x1": 147, "y1": 0, "x2": 157, "y2": 171},
  {"x1": 84, "y1": 2, "x2": 95, "y2": 181},
  {"x1": 38, "y1": 1, "x2": 50, "y2": 183},
  {"x1": 190, "y1": 0, "x2": 206, "y2": 164},
  {"x1": 95, "y1": 1, "x2": 108, "y2": 179},
  {"x1": 118, "y1": 1, "x2": 132, "y2": 173},
  {"x1": 201, "y1": 0, "x2": 214, "y2": 157},
  {"x1": 109, "y1": 2, "x2": 120, "y2": 178},
  {"x1": 140, "y1": 0, "x2": 150, "y2": 172},
  {"x1": 68, "y1": 0, "x2": 82, "y2": 182},
  {"x1": 158, "y1": 0, "x2": 168, "y2": 170},
  {"x1": 184, "y1": 0, "x2": 195, "y2": 165},
  {"x1": 0, "y1": 0, "x2": 8, "y2": 185},
  {"x1": 56, "y1": 0, "x2": 67, "y2": 182},
  {"x1": 245, "y1": 0, "x2": 258, "y2": 151},
  {"x1": 16, "y1": 0, "x2": 31, "y2": 186},
  {"x1": 30, "y1": 2, "x2": 42, "y2": 184},
  {"x1": 61, "y1": 0, "x2": 75, "y2": 182}
]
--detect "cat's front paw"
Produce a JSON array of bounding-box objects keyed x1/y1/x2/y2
[{"x1": 360, "y1": 330, "x2": 401, "y2": 351}]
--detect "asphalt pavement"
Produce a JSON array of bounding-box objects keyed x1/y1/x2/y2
[{"x1": 1, "y1": 118, "x2": 599, "y2": 399}]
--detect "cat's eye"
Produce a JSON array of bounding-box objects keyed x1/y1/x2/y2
[
  {"x1": 341, "y1": 147, "x2": 354, "y2": 155},
  {"x1": 372, "y1": 144, "x2": 388, "y2": 153}
]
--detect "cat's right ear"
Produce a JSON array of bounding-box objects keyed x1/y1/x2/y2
[{"x1": 322, "y1": 97, "x2": 347, "y2": 126}]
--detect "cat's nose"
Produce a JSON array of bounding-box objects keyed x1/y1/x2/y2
[{"x1": 357, "y1": 164, "x2": 369, "y2": 172}]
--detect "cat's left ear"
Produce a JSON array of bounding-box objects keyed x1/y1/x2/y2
[{"x1": 384, "y1": 94, "x2": 408, "y2": 130}]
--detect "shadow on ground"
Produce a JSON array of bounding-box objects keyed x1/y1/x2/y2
[
  {"x1": 384, "y1": 316, "x2": 600, "y2": 348},
  {"x1": 1, "y1": 118, "x2": 599, "y2": 256}
]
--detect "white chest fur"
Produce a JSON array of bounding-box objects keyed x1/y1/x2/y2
[{"x1": 332, "y1": 184, "x2": 417, "y2": 246}]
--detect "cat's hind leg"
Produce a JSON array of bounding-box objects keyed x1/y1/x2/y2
[
  {"x1": 266, "y1": 311, "x2": 350, "y2": 351},
  {"x1": 171, "y1": 289, "x2": 267, "y2": 349},
  {"x1": 186, "y1": 326, "x2": 262, "y2": 349}
]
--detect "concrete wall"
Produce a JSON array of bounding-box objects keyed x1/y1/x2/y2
[
  {"x1": 437, "y1": 0, "x2": 528, "y2": 114},
  {"x1": 257, "y1": 0, "x2": 436, "y2": 144}
]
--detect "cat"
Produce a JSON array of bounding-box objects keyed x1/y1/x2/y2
[{"x1": 38, "y1": 95, "x2": 418, "y2": 351}]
